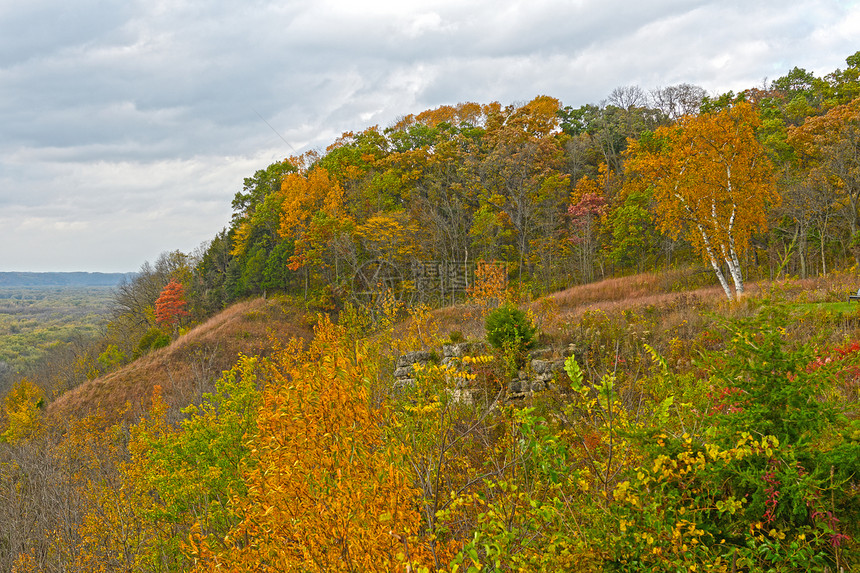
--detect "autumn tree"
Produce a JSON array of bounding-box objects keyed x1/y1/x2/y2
[
  {"x1": 567, "y1": 165, "x2": 616, "y2": 282},
  {"x1": 276, "y1": 161, "x2": 352, "y2": 299},
  {"x1": 74, "y1": 362, "x2": 263, "y2": 572},
  {"x1": 384, "y1": 114, "x2": 486, "y2": 266},
  {"x1": 190, "y1": 316, "x2": 421, "y2": 572},
  {"x1": 111, "y1": 251, "x2": 192, "y2": 359},
  {"x1": 154, "y1": 279, "x2": 190, "y2": 329},
  {"x1": 477, "y1": 96, "x2": 570, "y2": 279},
  {"x1": 788, "y1": 97, "x2": 860, "y2": 261},
  {"x1": 0, "y1": 378, "x2": 43, "y2": 444},
  {"x1": 113, "y1": 251, "x2": 191, "y2": 329},
  {"x1": 625, "y1": 101, "x2": 779, "y2": 300}
]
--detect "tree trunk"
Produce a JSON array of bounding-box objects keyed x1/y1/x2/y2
[{"x1": 697, "y1": 223, "x2": 734, "y2": 300}]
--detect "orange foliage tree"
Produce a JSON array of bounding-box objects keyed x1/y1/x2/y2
[
  {"x1": 625, "y1": 101, "x2": 779, "y2": 300},
  {"x1": 154, "y1": 279, "x2": 190, "y2": 329},
  {"x1": 278, "y1": 163, "x2": 348, "y2": 270},
  {"x1": 467, "y1": 260, "x2": 509, "y2": 314}
]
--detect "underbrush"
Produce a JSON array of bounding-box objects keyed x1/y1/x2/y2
[{"x1": 2, "y1": 273, "x2": 860, "y2": 571}]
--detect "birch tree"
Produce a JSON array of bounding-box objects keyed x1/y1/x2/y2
[{"x1": 625, "y1": 101, "x2": 779, "y2": 300}]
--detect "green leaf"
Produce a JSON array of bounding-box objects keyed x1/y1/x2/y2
[{"x1": 564, "y1": 355, "x2": 583, "y2": 388}]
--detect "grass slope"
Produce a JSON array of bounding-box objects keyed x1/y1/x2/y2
[{"x1": 46, "y1": 297, "x2": 312, "y2": 422}]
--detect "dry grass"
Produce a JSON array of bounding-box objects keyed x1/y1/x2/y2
[
  {"x1": 46, "y1": 297, "x2": 312, "y2": 423},
  {"x1": 46, "y1": 267, "x2": 860, "y2": 424},
  {"x1": 426, "y1": 271, "x2": 727, "y2": 346}
]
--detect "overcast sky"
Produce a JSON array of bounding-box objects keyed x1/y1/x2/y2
[{"x1": 1, "y1": 0, "x2": 858, "y2": 272}]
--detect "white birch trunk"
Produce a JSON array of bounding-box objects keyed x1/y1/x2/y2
[
  {"x1": 725, "y1": 199, "x2": 744, "y2": 298},
  {"x1": 696, "y1": 222, "x2": 734, "y2": 300}
]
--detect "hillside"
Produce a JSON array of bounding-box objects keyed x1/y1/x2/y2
[
  {"x1": 47, "y1": 267, "x2": 852, "y2": 426},
  {"x1": 43, "y1": 269, "x2": 810, "y2": 424},
  {"x1": 43, "y1": 271, "x2": 707, "y2": 422},
  {"x1": 46, "y1": 296, "x2": 312, "y2": 422}
]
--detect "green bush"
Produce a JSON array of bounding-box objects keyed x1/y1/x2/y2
[
  {"x1": 485, "y1": 304, "x2": 536, "y2": 354},
  {"x1": 135, "y1": 328, "x2": 170, "y2": 358}
]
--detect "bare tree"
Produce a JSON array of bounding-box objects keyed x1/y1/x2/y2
[
  {"x1": 607, "y1": 85, "x2": 648, "y2": 110},
  {"x1": 650, "y1": 83, "x2": 707, "y2": 120}
]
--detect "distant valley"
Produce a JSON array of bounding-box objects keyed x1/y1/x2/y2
[{"x1": 0, "y1": 272, "x2": 134, "y2": 287}]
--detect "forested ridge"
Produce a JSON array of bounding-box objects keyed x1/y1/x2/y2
[{"x1": 2, "y1": 53, "x2": 860, "y2": 571}]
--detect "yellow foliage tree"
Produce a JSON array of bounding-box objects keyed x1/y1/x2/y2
[
  {"x1": 1, "y1": 378, "x2": 44, "y2": 443},
  {"x1": 278, "y1": 163, "x2": 348, "y2": 271},
  {"x1": 625, "y1": 102, "x2": 779, "y2": 300},
  {"x1": 354, "y1": 210, "x2": 421, "y2": 264},
  {"x1": 190, "y1": 316, "x2": 421, "y2": 572},
  {"x1": 73, "y1": 388, "x2": 182, "y2": 573}
]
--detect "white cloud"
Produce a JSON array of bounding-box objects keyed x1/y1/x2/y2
[{"x1": 1, "y1": 0, "x2": 859, "y2": 271}]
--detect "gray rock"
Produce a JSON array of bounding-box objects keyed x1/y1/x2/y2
[
  {"x1": 394, "y1": 366, "x2": 414, "y2": 379},
  {"x1": 529, "y1": 347, "x2": 553, "y2": 359},
  {"x1": 443, "y1": 343, "x2": 463, "y2": 358},
  {"x1": 447, "y1": 388, "x2": 475, "y2": 405},
  {"x1": 531, "y1": 359, "x2": 553, "y2": 375},
  {"x1": 396, "y1": 350, "x2": 433, "y2": 368}
]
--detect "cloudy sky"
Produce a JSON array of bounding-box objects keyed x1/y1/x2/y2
[{"x1": 1, "y1": 0, "x2": 858, "y2": 272}]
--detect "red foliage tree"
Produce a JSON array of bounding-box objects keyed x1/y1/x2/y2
[{"x1": 155, "y1": 279, "x2": 190, "y2": 328}]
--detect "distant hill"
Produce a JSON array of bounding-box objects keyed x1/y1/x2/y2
[{"x1": 0, "y1": 272, "x2": 135, "y2": 287}]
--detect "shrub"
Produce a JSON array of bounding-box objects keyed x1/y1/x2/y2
[
  {"x1": 485, "y1": 304, "x2": 537, "y2": 354},
  {"x1": 135, "y1": 328, "x2": 170, "y2": 358}
]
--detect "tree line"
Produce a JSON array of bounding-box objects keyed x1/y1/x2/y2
[{"x1": 187, "y1": 51, "x2": 860, "y2": 312}]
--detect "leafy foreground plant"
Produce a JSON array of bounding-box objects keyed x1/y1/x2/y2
[
  {"x1": 603, "y1": 304, "x2": 860, "y2": 571},
  {"x1": 444, "y1": 303, "x2": 860, "y2": 572},
  {"x1": 485, "y1": 304, "x2": 536, "y2": 351},
  {"x1": 22, "y1": 302, "x2": 858, "y2": 572},
  {"x1": 188, "y1": 316, "x2": 421, "y2": 572}
]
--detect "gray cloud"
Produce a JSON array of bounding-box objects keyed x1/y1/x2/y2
[{"x1": 0, "y1": 0, "x2": 858, "y2": 271}]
